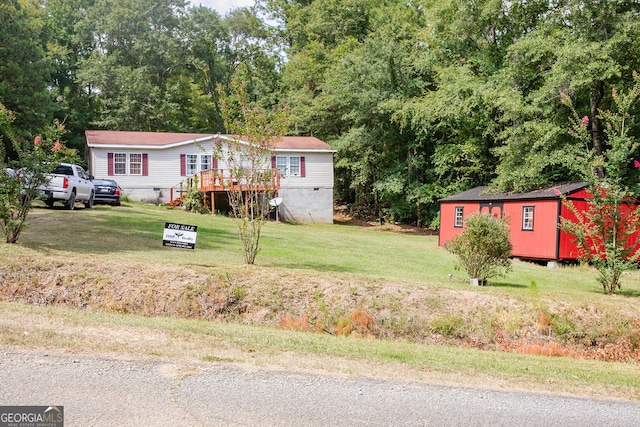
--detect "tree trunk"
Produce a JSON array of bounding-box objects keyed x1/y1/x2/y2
[{"x1": 590, "y1": 80, "x2": 605, "y2": 179}]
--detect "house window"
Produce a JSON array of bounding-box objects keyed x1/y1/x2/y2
[
  {"x1": 454, "y1": 207, "x2": 464, "y2": 228},
  {"x1": 200, "y1": 155, "x2": 212, "y2": 171},
  {"x1": 276, "y1": 156, "x2": 287, "y2": 176},
  {"x1": 273, "y1": 155, "x2": 306, "y2": 177},
  {"x1": 289, "y1": 156, "x2": 301, "y2": 176},
  {"x1": 109, "y1": 152, "x2": 148, "y2": 176},
  {"x1": 186, "y1": 154, "x2": 198, "y2": 175},
  {"x1": 181, "y1": 154, "x2": 216, "y2": 176},
  {"x1": 522, "y1": 206, "x2": 534, "y2": 230},
  {"x1": 129, "y1": 153, "x2": 142, "y2": 175},
  {"x1": 114, "y1": 153, "x2": 127, "y2": 175}
]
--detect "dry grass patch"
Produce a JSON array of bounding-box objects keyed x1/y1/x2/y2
[{"x1": 2, "y1": 243, "x2": 640, "y2": 363}]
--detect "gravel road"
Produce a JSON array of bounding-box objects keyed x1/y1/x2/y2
[{"x1": 1, "y1": 349, "x2": 639, "y2": 426}]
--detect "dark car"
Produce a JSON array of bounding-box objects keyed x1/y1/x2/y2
[{"x1": 91, "y1": 179, "x2": 121, "y2": 206}]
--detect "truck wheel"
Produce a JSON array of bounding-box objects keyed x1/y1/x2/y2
[
  {"x1": 66, "y1": 192, "x2": 76, "y2": 210},
  {"x1": 84, "y1": 191, "x2": 94, "y2": 209}
]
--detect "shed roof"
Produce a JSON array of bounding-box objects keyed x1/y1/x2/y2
[
  {"x1": 85, "y1": 130, "x2": 333, "y2": 152},
  {"x1": 439, "y1": 182, "x2": 587, "y2": 202}
]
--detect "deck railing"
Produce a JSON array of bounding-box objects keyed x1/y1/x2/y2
[{"x1": 169, "y1": 168, "x2": 280, "y2": 205}]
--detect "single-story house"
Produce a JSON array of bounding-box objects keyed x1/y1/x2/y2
[
  {"x1": 85, "y1": 130, "x2": 335, "y2": 223},
  {"x1": 439, "y1": 182, "x2": 593, "y2": 263}
]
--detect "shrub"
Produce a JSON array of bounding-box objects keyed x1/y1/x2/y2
[
  {"x1": 429, "y1": 314, "x2": 466, "y2": 338},
  {"x1": 445, "y1": 212, "x2": 512, "y2": 283},
  {"x1": 183, "y1": 187, "x2": 209, "y2": 214}
]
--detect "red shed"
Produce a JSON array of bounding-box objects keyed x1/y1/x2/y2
[{"x1": 438, "y1": 182, "x2": 593, "y2": 262}]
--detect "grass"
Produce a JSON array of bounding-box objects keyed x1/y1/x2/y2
[
  {"x1": 0, "y1": 303, "x2": 640, "y2": 400},
  {"x1": 23, "y1": 202, "x2": 443, "y2": 283},
  {"x1": 1, "y1": 301, "x2": 639, "y2": 400},
  {"x1": 1, "y1": 200, "x2": 640, "y2": 400},
  {"x1": 21, "y1": 201, "x2": 632, "y2": 291}
]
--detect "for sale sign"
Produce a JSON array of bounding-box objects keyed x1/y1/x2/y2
[{"x1": 163, "y1": 222, "x2": 198, "y2": 249}]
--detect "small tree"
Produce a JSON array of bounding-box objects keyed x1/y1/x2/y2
[
  {"x1": 219, "y1": 79, "x2": 288, "y2": 264},
  {"x1": 559, "y1": 81, "x2": 640, "y2": 294},
  {"x1": 0, "y1": 105, "x2": 77, "y2": 243},
  {"x1": 560, "y1": 184, "x2": 640, "y2": 294},
  {"x1": 445, "y1": 212, "x2": 512, "y2": 285}
]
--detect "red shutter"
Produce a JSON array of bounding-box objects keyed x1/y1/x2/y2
[
  {"x1": 142, "y1": 153, "x2": 148, "y2": 176},
  {"x1": 213, "y1": 157, "x2": 218, "y2": 169},
  {"x1": 300, "y1": 156, "x2": 306, "y2": 177},
  {"x1": 108, "y1": 153, "x2": 114, "y2": 176},
  {"x1": 271, "y1": 156, "x2": 276, "y2": 169},
  {"x1": 180, "y1": 154, "x2": 186, "y2": 176}
]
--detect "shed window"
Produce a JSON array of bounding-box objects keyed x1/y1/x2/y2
[
  {"x1": 522, "y1": 206, "x2": 534, "y2": 230},
  {"x1": 454, "y1": 207, "x2": 464, "y2": 228}
]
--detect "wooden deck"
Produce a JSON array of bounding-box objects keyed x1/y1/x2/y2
[{"x1": 169, "y1": 169, "x2": 280, "y2": 207}]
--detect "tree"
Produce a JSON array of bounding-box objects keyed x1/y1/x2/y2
[
  {"x1": 0, "y1": 105, "x2": 78, "y2": 244},
  {"x1": 282, "y1": 1, "x2": 432, "y2": 224},
  {"x1": 559, "y1": 80, "x2": 640, "y2": 294},
  {"x1": 445, "y1": 212, "x2": 512, "y2": 285},
  {"x1": 45, "y1": 0, "x2": 101, "y2": 151},
  {"x1": 220, "y1": 79, "x2": 288, "y2": 264},
  {"x1": 76, "y1": 0, "x2": 191, "y2": 131},
  {"x1": 493, "y1": 0, "x2": 640, "y2": 191},
  {"x1": 182, "y1": 6, "x2": 232, "y2": 132},
  {"x1": 223, "y1": 6, "x2": 284, "y2": 112},
  {"x1": 0, "y1": 0, "x2": 55, "y2": 154}
]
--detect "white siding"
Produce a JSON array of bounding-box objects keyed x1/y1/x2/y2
[
  {"x1": 279, "y1": 152, "x2": 334, "y2": 189},
  {"x1": 89, "y1": 139, "x2": 334, "y2": 223},
  {"x1": 90, "y1": 142, "x2": 220, "y2": 203}
]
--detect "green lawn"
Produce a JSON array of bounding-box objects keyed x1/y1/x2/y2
[{"x1": 21, "y1": 200, "x2": 640, "y2": 296}]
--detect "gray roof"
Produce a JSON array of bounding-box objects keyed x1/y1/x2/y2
[{"x1": 439, "y1": 182, "x2": 587, "y2": 202}]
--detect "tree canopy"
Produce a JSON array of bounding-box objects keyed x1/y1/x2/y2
[{"x1": 2, "y1": 0, "x2": 640, "y2": 227}]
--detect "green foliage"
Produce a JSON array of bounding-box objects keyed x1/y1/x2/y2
[
  {"x1": 492, "y1": 0, "x2": 640, "y2": 191},
  {"x1": 0, "y1": 0, "x2": 55, "y2": 150},
  {"x1": 445, "y1": 212, "x2": 512, "y2": 282},
  {"x1": 559, "y1": 80, "x2": 640, "y2": 294},
  {"x1": 182, "y1": 187, "x2": 210, "y2": 215},
  {"x1": 276, "y1": 0, "x2": 640, "y2": 224},
  {"x1": 550, "y1": 313, "x2": 576, "y2": 337},
  {"x1": 0, "y1": 112, "x2": 76, "y2": 243},
  {"x1": 5, "y1": 0, "x2": 640, "y2": 231},
  {"x1": 429, "y1": 314, "x2": 466, "y2": 338}
]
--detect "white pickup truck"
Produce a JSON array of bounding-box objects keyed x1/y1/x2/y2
[{"x1": 40, "y1": 163, "x2": 95, "y2": 210}]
